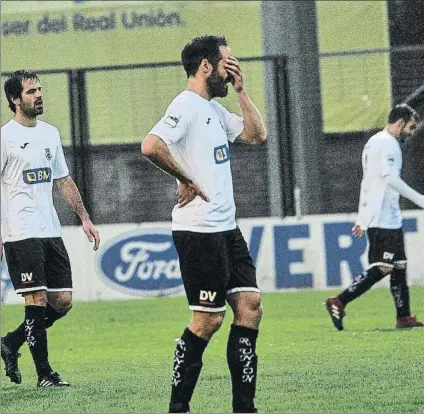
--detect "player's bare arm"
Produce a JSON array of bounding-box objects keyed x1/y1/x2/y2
[
  {"x1": 142, "y1": 134, "x2": 210, "y2": 202},
  {"x1": 55, "y1": 175, "x2": 100, "y2": 250},
  {"x1": 225, "y1": 56, "x2": 267, "y2": 144}
]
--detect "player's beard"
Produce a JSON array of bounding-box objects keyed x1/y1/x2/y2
[
  {"x1": 399, "y1": 127, "x2": 414, "y2": 143},
  {"x1": 21, "y1": 99, "x2": 43, "y2": 117},
  {"x1": 206, "y1": 68, "x2": 229, "y2": 99}
]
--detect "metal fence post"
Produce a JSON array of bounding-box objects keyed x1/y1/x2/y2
[
  {"x1": 274, "y1": 56, "x2": 295, "y2": 216},
  {"x1": 68, "y1": 69, "x2": 92, "y2": 220}
]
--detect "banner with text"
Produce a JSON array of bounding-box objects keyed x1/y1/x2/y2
[
  {"x1": 1, "y1": 1, "x2": 263, "y2": 72},
  {"x1": 2, "y1": 211, "x2": 423, "y2": 305}
]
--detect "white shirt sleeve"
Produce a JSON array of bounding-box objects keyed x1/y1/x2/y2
[
  {"x1": 384, "y1": 175, "x2": 424, "y2": 208},
  {"x1": 149, "y1": 101, "x2": 194, "y2": 146},
  {"x1": 1, "y1": 138, "x2": 7, "y2": 176},
  {"x1": 355, "y1": 179, "x2": 377, "y2": 230},
  {"x1": 214, "y1": 102, "x2": 244, "y2": 143},
  {"x1": 379, "y1": 142, "x2": 398, "y2": 177},
  {"x1": 52, "y1": 135, "x2": 69, "y2": 179}
]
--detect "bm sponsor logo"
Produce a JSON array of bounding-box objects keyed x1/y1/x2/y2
[
  {"x1": 96, "y1": 228, "x2": 184, "y2": 296},
  {"x1": 23, "y1": 168, "x2": 51, "y2": 184},
  {"x1": 214, "y1": 144, "x2": 230, "y2": 164}
]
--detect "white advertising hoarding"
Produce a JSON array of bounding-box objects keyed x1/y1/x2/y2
[{"x1": 2, "y1": 211, "x2": 423, "y2": 304}]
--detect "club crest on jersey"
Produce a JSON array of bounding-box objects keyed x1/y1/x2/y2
[
  {"x1": 45, "y1": 148, "x2": 52, "y2": 161},
  {"x1": 23, "y1": 168, "x2": 52, "y2": 184},
  {"x1": 164, "y1": 113, "x2": 181, "y2": 128},
  {"x1": 214, "y1": 144, "x2": 230, "y2": 164}
]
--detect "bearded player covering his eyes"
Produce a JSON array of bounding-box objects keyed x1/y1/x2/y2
[{"x1": 142, "y1": 35, "x2": 267, "y2": 413}]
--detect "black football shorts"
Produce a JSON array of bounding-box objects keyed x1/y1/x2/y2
[
  {"x1": 4, "y1": 237, "x2": 72, "y2": 295},
  {"x1": 367, "y1": 227, "x2": 406, "y2": 269},
  {"x1": 172, "y1": 226, "x2": 259, "y2": 312}
]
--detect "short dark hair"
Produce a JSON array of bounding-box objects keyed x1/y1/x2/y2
[
  {"x1": 181, "y1": 35, "x2": 228, "y2": 78},
  {"x1": 4, "y1": 70, "x2": 40, "y2": 113},
  {"x1": 388, "y1": 104, "x2": 419, "y2": 124}
]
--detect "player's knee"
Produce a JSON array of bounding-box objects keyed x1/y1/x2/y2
[
  {"x1": 190, "y1": 311, "x2": 225, "y2": 339},
  {"x1": 391, "y1": 265, "x2": 407, "y2": 286},
  {"x1": 377, "y1": 265, "x2": 392, "y2": 276},
  {"x1": 249, "y1": 297, "x2": 263, "y2": 325},
  {"x1": 233, "y1": 295, "x2": 262, "y2": 327},
  {"x1": 204, "y1": 312, "x2": 224, "y2": 334},
  {"x1": 63, "y1": 300, "x2": 73, "y2": 312},
  {"x1": 48, "y1": 291, "x2": 73, "y2": 312},
  {"x1": 52, "y1": 298, "x2": 73, "y2": 313},
  {"x1": 246, "y1": 295, "x2": 262, "y2": 318}
]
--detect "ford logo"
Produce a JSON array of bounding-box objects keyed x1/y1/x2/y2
[{"x1": 96, "y1": 228, "x2": 184, "y2": 296}]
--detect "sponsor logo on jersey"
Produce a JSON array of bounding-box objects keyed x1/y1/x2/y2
[
  {"x1": 96, "y1": 228, "x2": 183, "y2": 296},
  {"x1": 23, "y1": 168, "x2": 52, "y2": 184},
  {"x1": 214, "y1": 144, "x2": 230, "y2": 164},
  {"x1": 45, "y1": 148, "x2": 52, "y2": 160}
]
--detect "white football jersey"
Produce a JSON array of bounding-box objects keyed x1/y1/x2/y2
[
  {"x1": 1, "y1": 119, "x2": 69, "y2": 242},
  {"x1": 356, "y1": 129, "x2": 403, "y2": 230},
  {"x1": 149, "y1": 90, "x2": 244, "y2": 232}
]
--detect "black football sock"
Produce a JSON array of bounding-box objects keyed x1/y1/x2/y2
[
  {"x1": 338, "y1": 267, "x2": 386, "y2": 306},
  {"x1": 4, "y1": 324, "x2": 26, "y2": 351},
  {"x1": 227, "y1": 324, "x2": 259, "y2": 413},
  {"x1": 169, "y1": 328, "x2": 209, "y2": 413},
  {"x1": 4, "y1": 303, "x2": 69, "y2": 351},
  {"x1": 44, "y1": 303, "x2": 70, "y2": 328},
  {"x1": 24, "y1": 306, "x2": 52, "y2": 378},
  {"x1": 390, "y1": 268, "x2": 410, "y2": 318}
]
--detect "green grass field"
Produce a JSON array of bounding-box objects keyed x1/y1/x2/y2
[{"x1": 1, "y1": 287, "x2": 424, "y2": 413}]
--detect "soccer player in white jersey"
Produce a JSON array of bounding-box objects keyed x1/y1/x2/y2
[
  {"x1": 142, "y1": 35, "x2": 267, "y2": 413},
  {"x1": 1, "y1": 71, "x2": 100, "y2": 387},
  {"x1": 325, "y1": 104, "x2": 424, "y2": 331}
]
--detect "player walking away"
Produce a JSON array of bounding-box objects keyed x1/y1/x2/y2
[
  {"x1": 1, "y1": 71, "x2": 100, "y2": 386},
  {"x1": 325, "y1": 104, "x2": 424, "y2": 331},
  {"x1": 142, "y1": 35, "x2": 267, "y2": 413}
]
